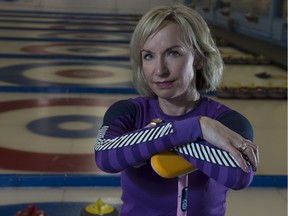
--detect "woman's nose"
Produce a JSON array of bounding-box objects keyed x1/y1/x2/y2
[{"x1": 155, "y1": 57, "x2": 168, "y2": 76}]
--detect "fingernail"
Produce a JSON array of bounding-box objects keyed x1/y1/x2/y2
[{"x1": 245, "y1": 166, "x2": 250, "y2": 173}]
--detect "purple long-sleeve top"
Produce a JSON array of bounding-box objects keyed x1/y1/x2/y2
[{"x1": 94, "y1": 96, "x2": 254, "y2": 216}]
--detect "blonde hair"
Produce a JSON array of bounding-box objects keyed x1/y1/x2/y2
[{"x1": 130, "y1": 5, "x2": 223, "y2": 97}]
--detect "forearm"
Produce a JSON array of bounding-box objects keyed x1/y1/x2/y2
[
  {"x1": 95, "y1": 105, "x2": 255, "y2": 189},
  {"x1": 173, "y1": 141, "x2": 254, "y2": 190},
  {"x1": 172, "y1": 111, "x2": 255, "y2": 190},
  {"x1": 95, "y1": 127, "x2": 253, "y2": 189},
  {"x1": 95, "y1": 117, "x2": 202, "y2": 173}
]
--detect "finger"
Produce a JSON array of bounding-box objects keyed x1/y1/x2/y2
[
  {"x1": 250, "y1": 145, "x2": 259, "y2": 167},
  {"x1": 243, "y1": 148, "x2": 258, "y2": 172},
  {"x1": 250, "y1": 146, "x2": 259, "y2": 165},
  {"x1": 242, "y1": 140, "x2": 259, "y2": 168},
  {"x1": 225, "y1": 145, "x2": 250, "y2": 173},
  {"x1": 243, "y1": 139, "x2": 258, "y2": 151},
  {"x1": 251, "y1": 146, "x2": 259, "y2": 169},
  {"x1": 241, "y1": 143, "x2": 260, "y2": 172},
  {"x1": 234, "y1": 151, "x2": 251, "y2": 173},
  {"x1": 255, "y1": 147, "x2": 260, "y2": 165}
]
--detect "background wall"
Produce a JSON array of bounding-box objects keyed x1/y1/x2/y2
[
  {"x1": 0, "y1": 0, "x2": 180, "y2": 14},
  {"x1": 0, "y1": 0, "x2": 286, "y2": 47},
  {"x1": 192, "y1": 0, "x2": 287, "y2": 47}
]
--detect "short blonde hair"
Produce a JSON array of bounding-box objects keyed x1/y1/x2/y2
[{"x1": 130, "y1": 5, "x2": 223, "y2": 97}]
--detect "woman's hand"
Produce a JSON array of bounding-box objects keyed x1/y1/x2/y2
[{"x1": 199, "y1": 116, "x2": 259, "y2": 173}]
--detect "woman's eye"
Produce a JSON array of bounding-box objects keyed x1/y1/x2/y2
[
  {"x1": 169, "y1": 51, "x2": 180, "y2": 57},
  {"x1": 142, "y1": 53, "x2": 153, "y2": 60}
]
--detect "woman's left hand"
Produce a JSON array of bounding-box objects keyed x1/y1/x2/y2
[{"x1": 199, "y1": 116, "x2": 259, "y2": 173}]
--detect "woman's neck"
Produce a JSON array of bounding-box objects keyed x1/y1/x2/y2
[{"x1": 158, "y1": 92, "x2": 201, "y2": 116}]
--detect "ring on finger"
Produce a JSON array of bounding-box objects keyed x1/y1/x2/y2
[{"x1": 238, "y1": 142, "x2": 248, "y2": 153}]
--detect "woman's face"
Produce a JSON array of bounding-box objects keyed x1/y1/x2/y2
[{"x1": 141, "y1": 22, "x2": 197, "y2": 101}]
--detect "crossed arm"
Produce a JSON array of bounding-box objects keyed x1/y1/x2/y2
[{"x1": 94, "y1": 100, "x2": 259, "y2": 190}]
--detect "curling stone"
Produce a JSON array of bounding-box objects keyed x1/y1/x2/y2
[
  {"x1": 81, "y1": 199, "x2": 119, "y2": 216},
  {"x1": 234, "y1": 86, "x2": 252, "y2": 99},
  {"x1": 245, "y1": 54, "x2": 257, "y2": 64},
  {"x1": 216, "y1": 86, "x2": 234, "y2": 98},
  {"x1": 251, "y1": 87, "x2": 268, "y2": 99},
  {"x1": 268, "y1": 87, "x2": 287, "y2": 99},
  {"x1": 223, "y1": 56, "x2": 234, "y2": 64},
  {"x1": 237, "y1": 56, "x2": 246, "y2": 64},
  {"x1": 257, "y1": 55, "x2": 271, "y2": 64},
  {"x1": 15, "y1": 204, "x2": 48, "y2": 216}
]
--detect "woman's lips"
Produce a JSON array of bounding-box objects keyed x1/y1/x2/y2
[{"x1": 155, "y1": 81, "x2": 174, "y2": 89}]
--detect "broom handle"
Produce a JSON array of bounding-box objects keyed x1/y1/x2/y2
[{"x1": 177, "y1": 174, "x2": 188, "y2": 216}]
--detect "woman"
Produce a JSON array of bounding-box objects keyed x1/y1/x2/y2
[{"x1": 95, "y1": 5, "x2": 259, "y2": 216}]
